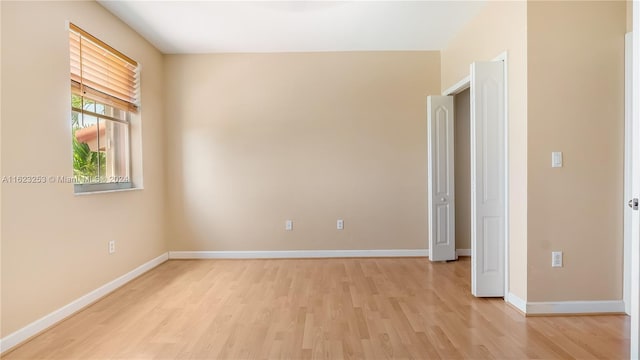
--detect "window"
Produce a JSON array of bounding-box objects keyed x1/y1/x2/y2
[{"x1": 69, "y1": 23, "x2": 139, "y2": 193}]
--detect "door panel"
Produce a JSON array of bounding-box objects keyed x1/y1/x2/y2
[
  {"x1": 471, "y1": 61, "x2": 505, "y2": 297},
  {"x1": 428, "y1": 96, "x2": 456, "y2": 261},
  {"x1": 436, "y1": 204, "x2": 449, "y2": 245},
  {"x1": 482, "y1": 216, "x2": 501, "y2": 273}
]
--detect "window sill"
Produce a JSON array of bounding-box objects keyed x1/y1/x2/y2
[{"x1": 74, "y1": 187, "x2": 143, "y2": 196}]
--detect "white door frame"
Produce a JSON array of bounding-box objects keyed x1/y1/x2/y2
[{"x1": 443, "y1": 51, "x2": 509, "y2": 298}]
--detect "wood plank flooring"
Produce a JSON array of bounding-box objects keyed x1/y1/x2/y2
[{"x1": 3, "y1": 257, "x2": 629, "y2": 359}]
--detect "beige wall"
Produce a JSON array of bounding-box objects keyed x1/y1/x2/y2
[
  {"x1": 627, "y1": 0, "x2": 633, "y2": 32},
  {"x1": 164, "y1": 52, "x2": 441, "y2": 252},
  {"x1": 526, "y1": 1, "x2": 625, "y2": 302},
  {"x1": 454, "y1": 89, "x2": 471, "y2": 251},
  {"x1": 1, "y1": 1, "x2": 167, "y2": 336},
  {"x1": 441, "y1": 1, "x2": 528, "y2": 300}
]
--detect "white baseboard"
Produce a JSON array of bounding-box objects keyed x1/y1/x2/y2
[
  {"x1": 0, "y1": 252, "x2": 169, "y2": 354},
  {"x1": 504, "y1": 292, "x2": 624, "y2": 315},
  {"x1": 506, "y1": 292, "x2": 527, "y2": 313},
  {"x1": 169, "y1": 249, "x2": 430, "y2": 259},
  {"x1": 168, "y1": 249, "x2": 472, "y2": 260},
  {"x1": 456, "y1": 249, "x2": 471, "y2": 256},
  {"x1": 525, "y1": 300, "x2": 625, "y2": 315}
]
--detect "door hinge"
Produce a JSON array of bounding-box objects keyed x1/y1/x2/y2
[{"x1": 629, "y1": 198, "x2": 639, "y2": 210}]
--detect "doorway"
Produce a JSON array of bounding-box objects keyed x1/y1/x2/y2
[
  {"x1": 454, "y1": 89, "x2": 472, "y2": 256},
  {"x1": 427, "y1": 55, "x2": 508, "y2": 298}
]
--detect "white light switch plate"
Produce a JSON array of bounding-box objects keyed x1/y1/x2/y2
[
  {"x1": 285, "y1": 220, "x2": 293, "y2": 231},
  {"x1": 552, "y1": 152, "x2": 563, "y2": 168},
  {"x1": 552, "y1": 251, "x2": 563, "y2": 267}
]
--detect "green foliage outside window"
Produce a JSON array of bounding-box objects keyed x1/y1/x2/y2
[{"x1": 71, "y1": 94, "x2": 105, "y2": 180}]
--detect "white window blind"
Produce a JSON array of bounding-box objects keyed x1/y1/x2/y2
[{"x1": 69, "y1": 23, "x2": 139, "y2": 112}]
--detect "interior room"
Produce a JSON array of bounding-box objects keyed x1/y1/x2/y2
[{"x1": 1, "y1": 0, "x2": 636, "y2": 358}]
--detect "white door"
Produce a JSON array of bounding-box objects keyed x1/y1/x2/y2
[
  {"x1": 427, "y1": 96, "x2": 456, "y2": 262},
  {"x1": 625, "y1": 32, "x2": 633, "y2": 317},
  {"x1": 471, "y1": 61, "x2": 506, "y2": 297},
  {"x1": 630, "y1": 3, "x2": 640, "y2": 356}
]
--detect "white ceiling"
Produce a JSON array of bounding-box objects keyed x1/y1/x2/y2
[{"x1": 98, "y1": 1, "x2": 486, "y2": 54}]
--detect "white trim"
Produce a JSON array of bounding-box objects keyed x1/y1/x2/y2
[
  {"x1": 624, "y1": 31, "x2": 633, "y2": 316},
  {"x1": 506, "y1": 293, "x2": 624, "y2": 315},
  {"x1": 526, "y1": 300, "x2": 625, "y2": 315},
  {"x1": 443, "y1": 75, "x2": 470, "y2": 96},
  {"x1": 456, "y1": 249, "x2": 471, "y2": 256},
  {"x1": 0, "y1": 252, "x2": 169, "y2": 354},
  {"x1": 169, "y1": 249, "x2": 430, "y2": 259},
  {"x1": 506, "y1": 292, "x2": 527, "y2": 313},
  {"x1": 73, "y1": 187, "x2": 143, "y2": 196}
]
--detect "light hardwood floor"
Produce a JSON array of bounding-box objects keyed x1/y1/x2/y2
[{"x1": 3, "y1": 257, "x2": 629, "y2": 359}]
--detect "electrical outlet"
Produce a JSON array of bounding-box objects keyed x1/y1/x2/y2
[
  {"x1": 552, "y1": 251, "x2": 562, "y2": 267},
  {"x1": 337, "y1": 219, "x2": 344, "y2": 230},
  {"x1": 285, "y1": 220, "x2": 293, "y2": 231},
  {"x1": 109, "y1": 240, "x2": 116, "y2": 254}
]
